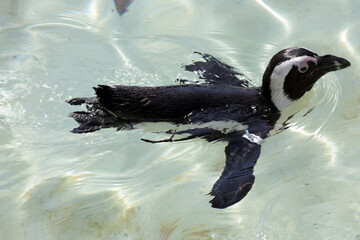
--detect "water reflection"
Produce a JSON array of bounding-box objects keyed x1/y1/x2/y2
[
  {"x1": 255, "y1": 0, "x2": 291, "y2": 32},
  {"x1": 0, "y1": 0, "x2": 359, "y2": 239}
]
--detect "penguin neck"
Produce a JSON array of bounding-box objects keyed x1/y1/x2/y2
[{"x1": 261, "y1": 70, "x2": 295, "y2": 111}]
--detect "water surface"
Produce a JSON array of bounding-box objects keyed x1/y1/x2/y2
[{"x1": 0, "y1": 0, "x2": 360, "y2": 239}]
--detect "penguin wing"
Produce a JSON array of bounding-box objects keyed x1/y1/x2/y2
[
  {"x1": 209, "y1": 134, "x2": 261, "y2": 209},
  {"x1": 181, "y1": 52, "x2": 253, "y2": 88}
]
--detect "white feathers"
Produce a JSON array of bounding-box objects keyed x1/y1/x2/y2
[
  {"x1": 135, "y1": 120, "x2": 247, "y2": 136},
  {"x1": 242, "y1": 130, "x2": 263, "y2": 144},
  {"x1": 269, "y1": 55, "x2": 317, "y2": 109}
]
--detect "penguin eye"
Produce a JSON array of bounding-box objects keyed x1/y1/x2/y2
[{"x1": 298, "y1": 66, "x2": 308, "y2": 73}]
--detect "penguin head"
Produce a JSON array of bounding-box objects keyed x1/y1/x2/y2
[{"x1": 262, "y1": 47, "x2": 351, "y2": 110}]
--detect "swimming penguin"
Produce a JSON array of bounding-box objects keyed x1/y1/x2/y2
[{"x1": 67, "y1": 47, "x2": 350, "y2": 209}]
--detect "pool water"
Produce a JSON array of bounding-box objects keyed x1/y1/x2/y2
[{"x1": 0, "y1": 0, "x2": 359, "y2": 239}]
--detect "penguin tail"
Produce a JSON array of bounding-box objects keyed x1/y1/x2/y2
[{"x1": 66, "y1": 96, "x2": 130, "y2": 134}]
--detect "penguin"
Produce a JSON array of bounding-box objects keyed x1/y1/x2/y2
[{"x1": 66, "y1": 47, "x2": 350, "y2": 209}]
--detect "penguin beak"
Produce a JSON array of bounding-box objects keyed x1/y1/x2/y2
[{"x1": 316, "y1": 54, "x2": 351, "y2": 73}]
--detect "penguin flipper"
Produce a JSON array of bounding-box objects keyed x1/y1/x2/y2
[
  {"x1": 210, "y1": 134, "x2": 261, "y2": 209},
  {"x1": 182, "y1": 52, "x2": 253, "y2": 88}
]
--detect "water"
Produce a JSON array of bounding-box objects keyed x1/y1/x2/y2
[{"x1": 0, "y1": 0, "x2": 359, "y2": 239}]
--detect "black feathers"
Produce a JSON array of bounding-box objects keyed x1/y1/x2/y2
[
  {"x1": 67, "y1": 52, "x2": 277, "y2": 209},
  {"x1": 67, "y1": 48, "x2": 350, "y2": 208},
  {"x1": 210, "y1": 135, "x2": 260, "y2": 208}
]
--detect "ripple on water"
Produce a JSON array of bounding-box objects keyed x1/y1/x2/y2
[
  {"x1": 288, "y1": 72, "x2": 342, "y2": 132},
  {"x1": 0, "y1": 0, "x2": 359, "y2": 239},
  {"x1": 20, "y1": 174, "x2": 138, "y2": 239}
]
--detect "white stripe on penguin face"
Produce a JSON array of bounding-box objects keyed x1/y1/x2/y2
[{"x1": 270, "y1": 55, "x2": 317, "y2": 109}]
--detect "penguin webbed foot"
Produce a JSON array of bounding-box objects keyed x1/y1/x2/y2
[{"x1": 67, "y1": 96, "x2": 127, "y2": 134}]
